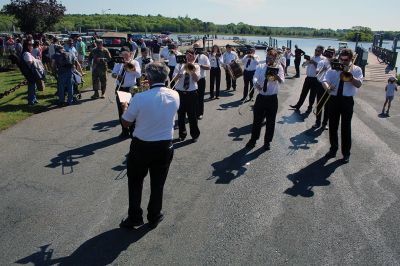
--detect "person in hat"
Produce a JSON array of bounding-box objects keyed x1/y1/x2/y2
[
  {"x1": 88, "y1": 39, "x2": 111, "y2": 99},
  {"x1": 381, "y1": 77, "x2": 398, "y2": 117}
]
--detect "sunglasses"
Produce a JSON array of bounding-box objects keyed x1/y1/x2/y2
[{"x1": 340, "y1": 57, "x2": 350, "y2": 62}]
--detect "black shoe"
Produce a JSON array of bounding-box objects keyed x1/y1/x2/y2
[
  {"x1": 245, "y1": 140, "x2": 256, "y2": 149},
  {"x1": 290, "y1": 104, "x2": 299, "y2": 110},
  {"x1": 294, "y1": 75, "x2": 300, "y2": 78},
  {"x1": 322, "y1": 123, "x2": 328, "y2": 130},
  {"x1": 233, "y1": 88, "x2": 236, "y2": 91},
  {"x1": 119, "y1": 217, "x2": 144, "y2": 229},
  {"x1": 241, "y1": 97, "x2": 246, "y2": 101},
  {"x1": 263, "y1": 142, "x2": 270, "y2": 151},
  {"x1": 325, "y1": 149, "x2": 337, "y2": 158},
  {"x1": 192, "y1": 138, "x2": 198, "y2": 143},
  {"x1": 209, "y1": 96, "x2": 214, "y2": 99},
  {"x1": 179, "y1": 136, "x2": 186, "y2": 142},
  {"x1": 306, "y1": 106, "x2": 312, "y2": 113},
  {"x1": 342, "y1": 155, "x2": 350, "y2": 164},
  {"x1": 226, "y1": 88, "x2": 230, "y2": 91},
  {"x1": 148, "y1": 213, "x2": 164, "y2": 229},
  {"x1": 215, "y1": 96, "x2": 220, "y2": 99}
]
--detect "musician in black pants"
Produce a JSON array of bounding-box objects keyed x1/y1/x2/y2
[
  {"x1": 173, "y1": 49, "x2": 201, "y2": 142},
  {"x1": 294, "y1": 45, "x2": 305, "y2": 78},
  {"x1": 208, "y1": 45, "x2": 223, "y2": 99},
  {"x1": 246, "y1": 49, "x2": 285, "y2": 150},
  {"x1": 111, "y1": 49, "x2": 141, "y2": 138},
  {"x1": 193, "y1": 43, "x2": 210, "y2": 119},
  {"x1": 119, "y1": 62, "x2": 180, "y2": 229},
  {"x1": 290, "y1": 46, "x2": 324, "y2": 112},
  {"x1": 241, "y1": 47, "x2": 259, "y2": 100},
  {"x1": 322, "y1": 48, "x2": 363, "y2": 163},
  {"x1": 222, "y1": 44, "x2": 238, "y2": 91}
]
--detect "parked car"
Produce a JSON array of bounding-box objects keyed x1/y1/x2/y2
[{"x1": 101, "y1": 32, "x2": 128, "y2": 67}]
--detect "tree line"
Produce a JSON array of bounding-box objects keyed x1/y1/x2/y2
[{"x1": 0, "y1": 13, "x2": 399, "y2": 42}]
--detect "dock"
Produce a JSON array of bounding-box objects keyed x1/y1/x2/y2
[{"x1": 364, "y1": 52, "x2": 397, "y2": 82}]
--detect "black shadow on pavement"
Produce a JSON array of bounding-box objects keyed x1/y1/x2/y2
[
  {"x1": 173, "y1": 138, "x2": 194, "y2": 149},
  {"x1": 277, "y1": 110, "x2": 310, "y2": 124},
  {"x1": 287, "y1": 127, "x2": 324, "y2": 155},
  {"x1": 46, "y1": 136, "x2": 122, "y2": 173},
  {"x1": 284, "y1": 156, "x2": 343, "y2": 197},
  {"x1": 218, "y1": 99, "x2": 242, "y2": 110},
  {"x1": 92, "y1": 119, "x2": 119, "y2": 132},
  {"x1": 210, "y1": 147, "x2": 265, "y2": 184},
  {"x1": 15, "y1": 227, "x2": 150, "y2": 266},
  {"x1": 228, "y1": 124, "x2": 253, "y2": 141}
]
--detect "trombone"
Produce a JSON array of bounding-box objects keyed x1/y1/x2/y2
[{"x1": 313, "y1": 53, "x2": 358, "y2": 116}]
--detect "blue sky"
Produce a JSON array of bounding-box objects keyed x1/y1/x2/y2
[{"x1": 0, "y1": 0, "x2": 398, "y2": 31}]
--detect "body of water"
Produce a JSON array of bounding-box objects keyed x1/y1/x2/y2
[{"x1": 171, "y1": 34, "x2": 399, "y2": 69}]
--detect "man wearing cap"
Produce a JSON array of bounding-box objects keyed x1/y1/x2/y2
[
  {"x1": 88, "y1": 39, "x2": 112, "y2": 99},
  {"x1": 222, "y1": 44, "x2": 239, "y2": 91},
  {"x1": 241, "y1": 47, "x2": 259, "y2": 101}
]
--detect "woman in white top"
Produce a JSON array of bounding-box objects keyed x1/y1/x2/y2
[
  {"x1": 22, "y1": 40, "x2": 39, "y2": 105},
  {"x1": 208, "y1": 45, "x2": 223, "y2": 99},
  {"x1": 381, "y1": 77, "x2": 398, "y2": 116}
]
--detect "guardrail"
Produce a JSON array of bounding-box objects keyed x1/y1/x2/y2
[{"x1": 372, "y1": 45, "x2": 398, "y2": 68}]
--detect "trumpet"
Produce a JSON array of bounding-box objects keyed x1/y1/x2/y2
[{"x1": 340, "y1": 53, "x2": 358, "y2": 82}]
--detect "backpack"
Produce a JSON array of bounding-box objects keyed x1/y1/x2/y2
[{"x1": 9, "y1": 52, "x2": 35, "y2": 82}]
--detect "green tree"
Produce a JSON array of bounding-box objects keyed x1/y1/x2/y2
[{"x1": 1, "y1": 0, "x2": 66, "y2": 34}]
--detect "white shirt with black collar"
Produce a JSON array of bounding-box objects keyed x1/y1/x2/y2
[
  {"x1": 209, "y1": 53, "x2": 223, "y2": 68},
  {"x1": 173, "y1": 63, "x2": 201, "y2": 91},
  {"x1": 196, "y1": 53, "x2": 210, "y2": 79},
  {"x1": 112, "y1": 60, "x2": 141, "y2": 88},
  {"x1": 306, "y1": 55, "x2": 325, "y2": 77},
  {"x1": 323, "y1": 65, "x2": 363, "y2": 97},
  {"x1": 167, "y1": 51, "x2": 182, "y2": 67},
  {"x1": 222, "y1": 51, "x2": 238, "y2": 66},
  {"x1": 241, "y1": 54, "x2": 260, "y2": 71},
  {"x1": 122, "y1": 83, "x2": 180, "y2": 141},
  {"x1": 253, "y1": 63, "x2": 285, "y2": 96},
  {"x1": 136, "y1": 56, "x2": 153, "y2": 71},
  {"x1": 316, "y1": 58, "x2": 332, "y2": 82}
]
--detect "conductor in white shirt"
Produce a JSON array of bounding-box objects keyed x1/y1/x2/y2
[{"x1": 119, "y1": 62, "x2": 180, "y2": 229}]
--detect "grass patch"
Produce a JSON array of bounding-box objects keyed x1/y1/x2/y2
[{"x1": 0, "y1": 70, "x2": 93, "y2": 131}]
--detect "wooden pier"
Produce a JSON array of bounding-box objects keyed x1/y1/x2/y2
[{"x1": 364, "y1": 52, "x2": 397, "y2": 82}]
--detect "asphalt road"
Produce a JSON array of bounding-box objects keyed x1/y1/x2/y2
[{"x1": 1, "y1": 67, "x2": 400, "y2": 266}]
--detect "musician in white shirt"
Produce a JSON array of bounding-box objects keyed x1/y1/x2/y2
[
  {"x1": 322, "y1": 48, "x2": 363, "y2": 163},
  {"x1": 166, "y1": 44, "x2": 182, "y2": 87},
  {"x1": 135, "y1": 47, "x2": 153, "y2": 71},
  {"x1": 111, "y1": 49, "x2": 141, "y2": 138},
  {"x1": 172, "y1": 49, "x2": 201, "y2": 142},
  {"x1": 193, "y1": 43, "x2": 210, "y2": 119},
  {"x1": 208, "y1": 45, "x2": 223, "y2": 99},
  {"x1": 314, "y1": 47, "x2": 336, "y2": 129},
  {"x1": 283, "y1": 47, "x2": 294, "y2": 75},
  {"x1": 222, "y1": 44, "x2": 238, "y2": 91},
  {"x1": 290, "y1": 45, "x2": 325, "y2": 112},
  {"x1": 245, "y1": 48, "x2": 285, "y2": 150},
  {"x1": 241, "y1": 47, "x2": 259, "y2": 100}
]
